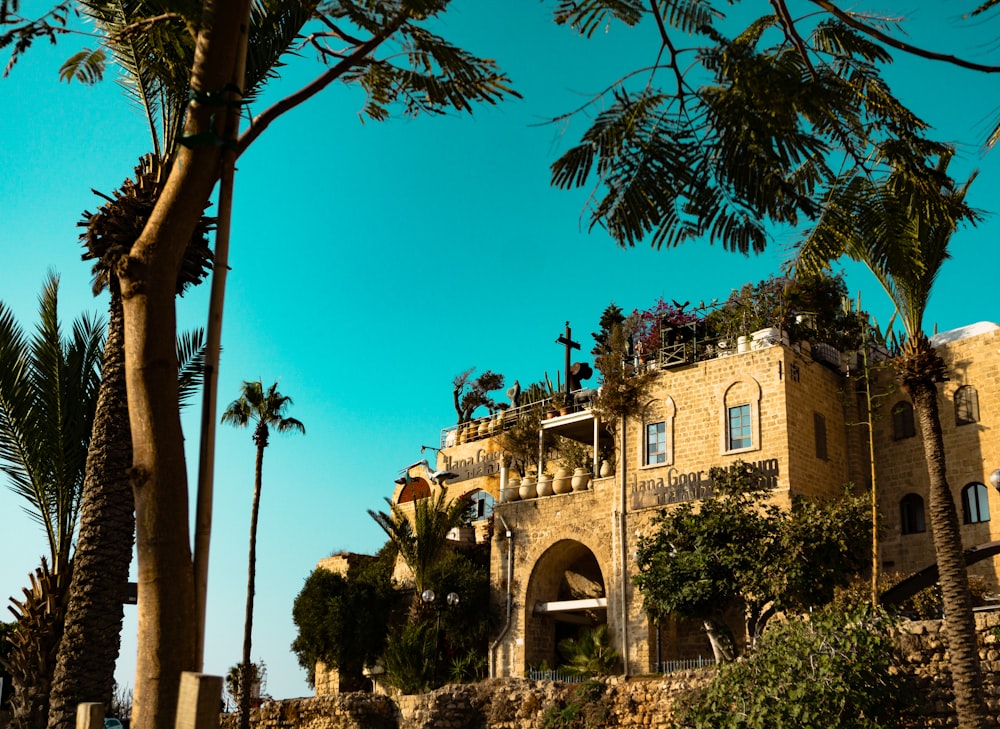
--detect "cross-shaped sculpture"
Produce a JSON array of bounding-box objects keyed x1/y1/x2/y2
[{"x1": 556, "y1": 322, "x2": 580, "y2": 402}]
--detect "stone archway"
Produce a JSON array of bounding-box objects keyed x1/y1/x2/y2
[{"x1": 522, "y1": 539, "x2": 608, "y2": 670}]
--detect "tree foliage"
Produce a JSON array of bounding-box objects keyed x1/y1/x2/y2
[
  {"x1": 0, "y1": 273, "x2": 103, "y2": 565},
  {"x1": 674, "y1": 602, "x2": 911, "y2": 729},
  {"x1": 290, "y1": 547, "x2": 397, "y2": 689},
  {"x1": 452, "y1": 368, "x2": 506, "y2": 424},
  {"x1": 591, "y1": 322, "x2": 655, "y2": 426},
  {"x1": 381, "y1": 547, "x2": 492, "y2": 692},
  {"x1": 634, "y1": 462, "x2": 870, "y2": 646},
  {"x1": 368, "y1": 488, "x2": 470, "y2": 593},
  {"x1": 547, "y1": 2, "x2": 987, "y2": 254}
]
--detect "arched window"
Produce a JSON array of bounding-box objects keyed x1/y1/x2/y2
[
  {"x1": 900, "y1": 493, "x2": 926, "y2": 535},
  {"x1": 892, "y1": 401, "x2": 916, "y2": 440},
  {"x1": 719, "y1": 379, "x2": 761, "y2": 455},
  {"x1": 962, "y1": 482, "x2": 990, "y2": 525},
  {"x1": 955, "y1": 385, "x2": 980, "y2": 426},
  {"x1": 640, "y1": 397, "x2": 675, "y2": 467}
]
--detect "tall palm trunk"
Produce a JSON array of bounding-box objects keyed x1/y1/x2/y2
[
  {"x1": 904, "y1": 346, "x2": 987, "y2": 729},
  {"x1": 239, "y1": 442, "x2": 265, "y2": 729},
  {"x1": 47, "y1": 281, "x2": 133, "y2": 729}
]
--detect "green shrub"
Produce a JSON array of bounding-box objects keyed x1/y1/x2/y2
[
  {"x1": 382, "y1": 619, "x2": 439, "y2": 694},
  {"x1": 675, "y1": 603, "x2": 911, "y2": 729}
]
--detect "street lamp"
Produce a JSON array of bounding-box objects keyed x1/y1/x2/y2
[
  {"x1": 421, "y1": 589, "x2": 460, "y2": 673},
  {"x1": 990, "y1": 469, "x2": 1000, "y2": 493}
]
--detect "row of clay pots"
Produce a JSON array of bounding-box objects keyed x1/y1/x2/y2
[
  {"x1": 453, "y1": 412, "x2": 511, "y2": 445},
  {"x1": 503, "y1": 468, "x2": 592, "y2": 502}
]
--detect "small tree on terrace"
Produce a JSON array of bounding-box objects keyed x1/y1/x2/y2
[{"x1": 452, "y1": 368, "x2": 505, "y2": 424}]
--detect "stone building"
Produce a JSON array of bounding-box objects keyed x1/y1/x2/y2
[{"x1": 328, "y1": 319, "x2": 1000, "y2": 685}]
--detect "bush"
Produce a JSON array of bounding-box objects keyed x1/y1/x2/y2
[
  {"x1": 675, "y1": 603, "x2": 911, "y2": 729},
  {"x1": 382, "y1": 619, "x2": 439, "y2": 694}
]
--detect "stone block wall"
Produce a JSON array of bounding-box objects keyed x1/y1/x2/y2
[{"x1": 239, "y1": 611, "x2": 1000, "y2": 729}]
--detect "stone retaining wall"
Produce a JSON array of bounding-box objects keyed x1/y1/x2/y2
[{"x1": 234, "y1": 612, "x2": 1000, "y2": 729}]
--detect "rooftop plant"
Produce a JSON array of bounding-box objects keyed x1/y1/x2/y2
[{"x1": 452, "y1": 368, "x2": 505, "y2": 424}]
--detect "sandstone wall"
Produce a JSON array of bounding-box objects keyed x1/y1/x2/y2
[{"x1": 234, "y1": 611, "x2": 1000, "y2": 729}]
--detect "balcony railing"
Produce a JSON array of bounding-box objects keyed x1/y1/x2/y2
[{"x1": 439, "y1": 390, "x2": 597, "y2": 449}]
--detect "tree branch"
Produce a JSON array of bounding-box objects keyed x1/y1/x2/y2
[
  {"x1": 236, "y1": 12, "x2": 407, "y2": 156},
  {"x1": 771, "y1": 0, "x2": 817, "y2": 79},
  {"x1": 810, "y1": 0, "x2": 1000, "y2": 73}
]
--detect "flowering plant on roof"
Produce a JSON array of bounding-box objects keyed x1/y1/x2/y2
[{"x1": 631, "y1": 296, "x2": 700, "y2": 358}]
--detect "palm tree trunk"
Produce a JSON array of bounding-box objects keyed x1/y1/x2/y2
[
  {"x1": 908, "y1": 377, "x2": 988, "y2": 729},
  {"x1": 48, "y1": 281, "x2": 134, "y2": 729},
  {"x1": 239, "y1": 444, "x2": 265, "y2": 729}
]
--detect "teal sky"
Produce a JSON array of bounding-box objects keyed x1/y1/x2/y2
[{"x1": 1, "y1": 1, "x2": 999, "y2": 701}]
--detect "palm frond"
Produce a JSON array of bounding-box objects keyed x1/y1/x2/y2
[
  {"x1": 794, "y1": 155, "x2": 977, "y2": 338},
  {"x1": 244, "y1": 0, "x2": 317, "y2": 104},
  {"x1": 0, "y1": 273, "x2": 103, "y2": 563},
  {"x1": 176, "y1": 327, "x2": 206, "y2": 410}
]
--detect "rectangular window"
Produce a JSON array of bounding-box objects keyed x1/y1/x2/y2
[
  {"x1": 646, "y1": 422, "x2": 666, "y2": 465},
  {"x1": 727, "y1": 404, "x2": 752, "y2": 451},
  {"x1": 814, "y1": 412, "x2": 828, "y2": 460}
]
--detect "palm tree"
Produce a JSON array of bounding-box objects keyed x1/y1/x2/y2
[
  {"x1": 222, "y1": 380, "x2": 304, "y2": 729},
  {"x1": 795, "y1": 154, "x2": 987, "y2": 729},
  {"x1": 0, "y1": 273, "x2": 104, "y2": 729},
  {"x1": 368, "y1": 489, "x2": 471, "y2": 595}
]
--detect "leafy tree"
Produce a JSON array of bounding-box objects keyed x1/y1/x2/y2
[
  {"x1": 452, "y1": 368, "x2": 506, "y2": 424},
  {"x1": 634, "y1": 462, "x2": 870, "y2": 658},
  {"x1": 222, "y1": 380, "x2": 304, "y2": 729},
  {"x1": 675, "y1": 602, "x2": 911, "y2": 729},
  {"x1": 4, "y1": 3, "x2": 517, "y2": 725},
  {"x1": 290, "y1": 546, "x2": 398, "y2": 690},
  {"x1": 591, "y1": 322, "x2": 656, "y2": 427},
  {"x1": 382, "y1": 619, "x2": 439, "y2": 695},
  {"x1": 497, "y1": 405, "x2": 542, "y2": 477},
  {"x1": 0, "y1": 274, "x2": 103, "y2": 729},
  {"x1": 368, "y1": 488, "x2": 470, "y2": 594},
  {"x1": 590, "y1": 303, "x2": 625, "y2": 357},
  {"x1": 546, "y1": 2, "x2": 995, "y2": 255},
  {"x1": 795, "y1": 154, "x2": 988, "y2": 727}
]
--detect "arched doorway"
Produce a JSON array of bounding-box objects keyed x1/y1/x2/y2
[{"x1": 523, "y1": 539, "x2": 608, "y2": 670}]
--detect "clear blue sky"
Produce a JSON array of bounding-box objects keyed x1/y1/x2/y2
[{"x1": 1, "y1": 0, "x2": 998, "y2": 701}]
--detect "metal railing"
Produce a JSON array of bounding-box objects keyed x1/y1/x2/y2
[
  {"x1": 526, "y1": 668, "x2": 588, "y2": 683},
  {"x1": 439, "y1": 390, "x2": 597, "y2": 448},
  {"x1": 655, "y1": 656, "x2": 713, "y2": 674}
]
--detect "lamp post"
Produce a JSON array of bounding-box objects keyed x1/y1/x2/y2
[{"x1": 421, "y1": 589, "x2": 459, "y2": 675}]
